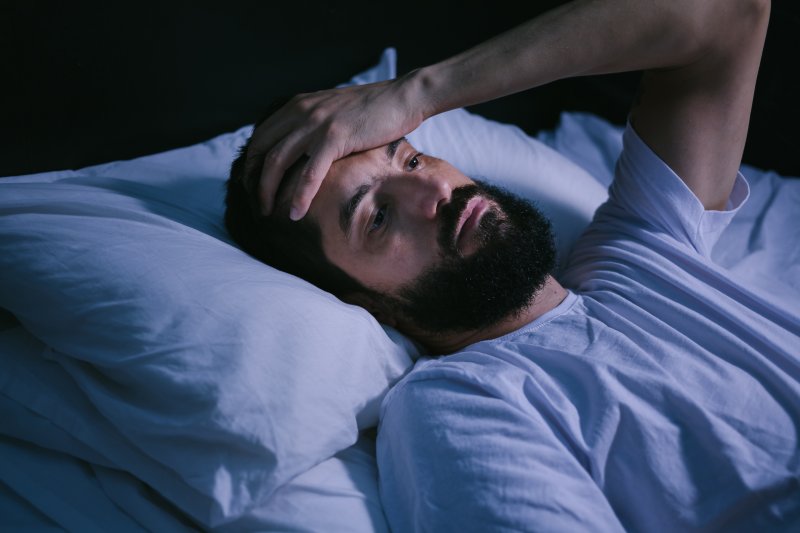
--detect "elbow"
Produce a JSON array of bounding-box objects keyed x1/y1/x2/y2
[
  {"x1": 750, "y1": 0, "x2": 771, "y2": 14},
  {"x1": 725, "y1": 0, "x2": 771, "y2": 50},
  {"x1": 739, "y1": 0, "x2": 771, "y2": 28},
  {"x1": 678, "y1": 0, "x2": 771, "y2": 60},
  {"x1": 702, "y1": 0, "x2": 771, "y2": 25}
]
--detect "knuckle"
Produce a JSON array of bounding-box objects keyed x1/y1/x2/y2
[
  {"x1": 308, "y1": 107, "x2": 328, "y2": 125},
  {"x1": 299, "y1": 166, "x2": 319, "y2": 186},
  {"x1": 325, "y1": 121, "x2": 343, "y2": 138},
  {"x1": 263, "y1": 149, "x2": 283, "y2": 167}
]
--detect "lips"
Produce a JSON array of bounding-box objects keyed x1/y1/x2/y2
[{"x1": 455, "y1": 196, "x2": 489, "y2": 252}]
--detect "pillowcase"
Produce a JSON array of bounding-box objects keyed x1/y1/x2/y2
[{"x1": 0, "y1": 47, "x2": 607, "y2": 526}]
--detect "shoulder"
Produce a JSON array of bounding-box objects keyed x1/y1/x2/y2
[
  {"x1": 381, "y1": 352, "x2": 510, "y2": 411},
  {"x1": 376, "y1": 342, "x2": 625, "y2": 532},
  {"x1": 377, "y1": 350, "x2": 528, "y2": 434}
]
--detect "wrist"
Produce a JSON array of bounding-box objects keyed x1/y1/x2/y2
[{"x1": 397, "y1": 65, "x2": 445, "y2": 123}]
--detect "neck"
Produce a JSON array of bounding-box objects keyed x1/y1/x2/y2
[{"x1": 414, "y1": 275, "x2": 568, "y2": 354}]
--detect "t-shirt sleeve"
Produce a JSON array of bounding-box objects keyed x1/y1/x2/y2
[
  {"x1": 376, "y1": 362, "x2": 625, "y2": 533},
  {"x1": 606, "y1": 122, "x2": 750, "y2": 257}
]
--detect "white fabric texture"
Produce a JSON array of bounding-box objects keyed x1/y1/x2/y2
[
  {"x1": 378, "y1": 123, "x2": 800, "y2": 532},
  {"x1": 0, "y1": 47, "x2": 608, "y2": 528},
  {"x1": 0, "y1": 323, "x2": 385, "y2": 533}
]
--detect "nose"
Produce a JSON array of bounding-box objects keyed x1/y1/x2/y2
[{"x1": 401, "y1": 173, "x2": 452, "y2": 220}]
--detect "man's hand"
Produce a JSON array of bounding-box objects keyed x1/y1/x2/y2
[{"x1": 246, "y1": 78, "x2": 426, "y2": 220}]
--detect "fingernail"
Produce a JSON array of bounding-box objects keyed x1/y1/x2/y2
[{"x1": 289, "y1": 206, "x2": 301, "y2": 221}]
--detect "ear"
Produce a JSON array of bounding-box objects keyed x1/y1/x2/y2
[{"x1": 344, "y1": 292, "x2": 398, "y2": 328}]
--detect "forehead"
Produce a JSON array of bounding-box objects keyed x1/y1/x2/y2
[
  {"x1": 297, "y1": 142, "x2": 406, "y2": 226},
  {"x1": 275, "y1": 142, "x2": 401, "y2": 217}
]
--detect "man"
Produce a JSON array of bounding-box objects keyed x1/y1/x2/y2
[{"x1": 227, "y1": 0, "x2": 800, "y2": 530}]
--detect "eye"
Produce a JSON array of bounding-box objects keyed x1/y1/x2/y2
[
  {"x1": 369, "y1": 204, "x2": 388, "y2": 233},
  {"x1": 407, "y1": 153, "x2": 423, "y2": 170}
]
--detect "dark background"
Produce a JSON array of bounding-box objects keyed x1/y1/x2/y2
[{"x1": 2, "y1": 0, "x2": 798, "y2": 178}]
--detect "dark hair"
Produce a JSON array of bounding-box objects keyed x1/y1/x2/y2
[{"x1": 224, "y1": 99, "x2": 370, "y2": 299}]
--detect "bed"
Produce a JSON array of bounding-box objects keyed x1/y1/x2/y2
[{"x1": 2, "y1": 3, "x2": 799, "y2": 531}]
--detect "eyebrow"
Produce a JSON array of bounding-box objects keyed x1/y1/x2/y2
[
  {"x1": 387, "y1": 137, "x2": 405, "y2": 162},
  {"x1": 339, "y1": 183, "x2": 372, "y2": 238},
  {"x1": 338, "y1": 137, "x2": 407, "y2": 239}
]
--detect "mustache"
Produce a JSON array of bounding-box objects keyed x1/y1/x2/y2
[{"x1": 437, "y1": 184, "x2": 483, "y2": 254}]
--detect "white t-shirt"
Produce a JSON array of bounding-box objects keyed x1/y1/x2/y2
[{"x1": 377, "y1": 124, "x2": 800, "y2": 532}]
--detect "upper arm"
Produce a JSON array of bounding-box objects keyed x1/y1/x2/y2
[
  {"x1": 630, "y1": 0, "x2": 770, "y2": 210},
  {"x1": 377, "y1": 375, "x2": 625, "y2": 532}
]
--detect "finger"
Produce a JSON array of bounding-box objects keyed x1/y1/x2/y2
[
  {"x1": 249, "y1": 93, "x2": 310, "y2": 145},
  {"x1": 258, "y1": 135, "x2": 310, "y2": 216},
  {"x1": 289, "y1": 144, "x2": 339, "y2": 221},
  {"x1": 244, "y1": 96, "x2": 310, "y2": 181},
  {"x1": 244, "y1": 120, "x2": 295, "y2": 187}
]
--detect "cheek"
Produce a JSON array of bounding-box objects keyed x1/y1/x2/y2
[
  {"x1": 380, "y1": 231, "x2": 440, "y2": 282},
  {"x1": 342, "y1": 237, "x2": 424, "y2": 291},
  {"x1": 323, "y1": 218, "x2": 442, "y2": 290}
]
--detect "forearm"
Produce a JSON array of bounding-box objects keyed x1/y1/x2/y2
[{"x1": 404, "y1": 0, "x2": 754, "y2": 118}]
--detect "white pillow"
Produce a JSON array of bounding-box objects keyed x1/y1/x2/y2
[
  {"x1": 0, "y1": 49, "x2": 413, "y2": 527},
  {"x1": 0, "y1": 47, "x2": 607, "y2": 526}
]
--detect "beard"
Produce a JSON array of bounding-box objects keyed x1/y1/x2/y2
[{"x1": 385, "y1": 180, "x2": 557, "y2": 336}]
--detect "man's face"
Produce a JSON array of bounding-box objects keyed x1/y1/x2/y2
[{"x1": 288, "y1": 138, "x2": 556, "y2": 334}]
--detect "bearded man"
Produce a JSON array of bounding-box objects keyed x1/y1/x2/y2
[{"x1": 225, "y1": 0, "x2": 800, "y2": 530}]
